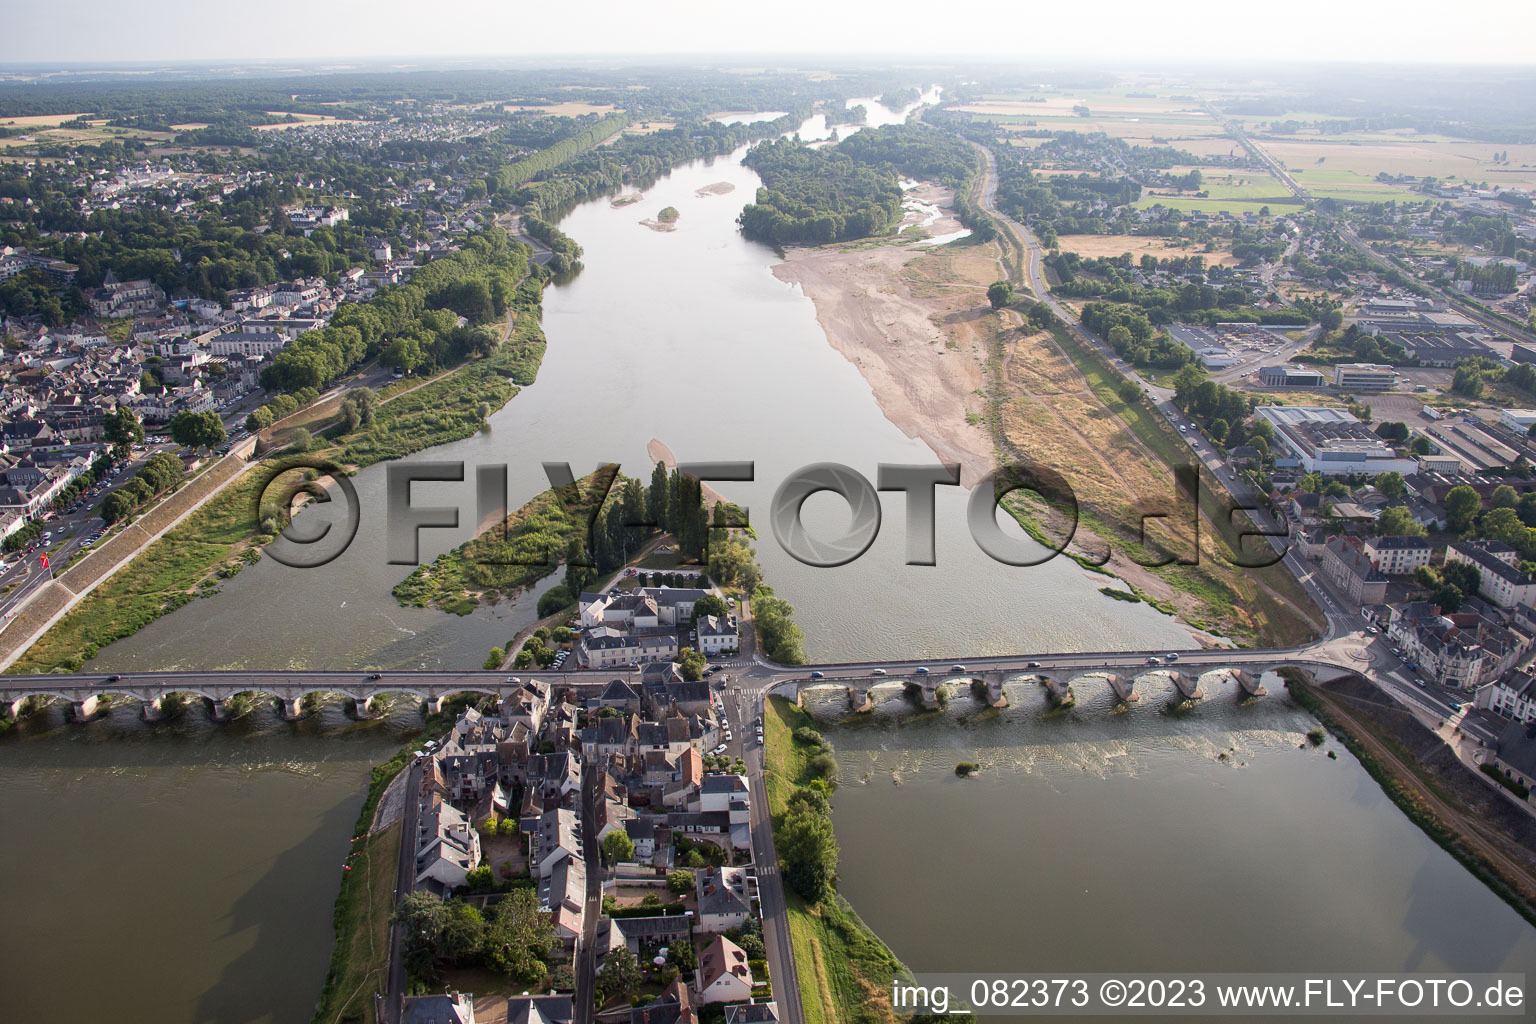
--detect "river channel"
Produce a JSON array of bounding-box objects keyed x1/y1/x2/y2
[
  {"x1": 5, "y1": 95, "x2": 1529, "y2": 1024},
  {"x1": 87, "y1": 91, "x2": 1188, "y2": 674},
  {"x1": 815, "y1": 680, "x2": 1536, "y2": 1008}
]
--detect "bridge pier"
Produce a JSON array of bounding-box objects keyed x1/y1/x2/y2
[
  {"x1": 70, "y1": 695, "x2": 105, "y2": 723},
  {"x1": 1041, "y1": 675, "x2": 1075, "y2": 708},
  {"x1": 1105, "y1": 673, "x2": 1138, "y2": 703},
  {"x1": 1166, "y1": 671, "x2": 1204, "y2": 703},
  {"x1": 209, "y1": 699, "x2": 231, "y2": 722},
  {"x1": 848, "y1": 685, "x2": 873, "y2": 713},
  {"x1": 141, "y1": 697, "x2": 167, "y2": 723},
  {"x1": 278, "y1": 696, "x2": 308, "y2": 721},
  {"x1": 1232, "y1": 669, "x2": 1267, "y2": 699},
  {"x1": 348, "y1": 695, "x2": 380, "y2": 719}
]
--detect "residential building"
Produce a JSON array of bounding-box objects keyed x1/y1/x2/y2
[
  {"x1": 1445, "y1": 541, "x2": 1536, "y2": 609},
  {"x1": 695, "y1": 865, "x2": 753, "y2": 933},
  {"x1": 1322, "y1": 537, "x2": 1388, "y2": 605},
  {"x1": 696, "y1": 935, "x2": 754, "y2": 1004},
  {"x1": 1491, "y1": 721, "x2": 1536, "y2": 797},
  {"x1": 414, "y1": 790, "x2": 481, "y2": 892},
  {"x1": 402, "y1": 991, "x2": 476, "y2": 1024},
  {"x1": 695, "y1": 614, "x2": 739, "y2": 655},
  {"x1": 1363, "y1": 535, "x2": 1433, "y2": 576},
  {"x1": 1476, "y1": 672, "x2": 1536, "y2": 724}
]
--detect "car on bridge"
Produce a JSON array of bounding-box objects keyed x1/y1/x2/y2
[
  {"x1": 951, "y1": 664, "x2": 967, "y2": 672},
  {"x1": 810, "y1": 671, "x2": 825, "y2": 679},
  {"x1": 871, "y1": 668, "x2": 886, "y2": 675}
]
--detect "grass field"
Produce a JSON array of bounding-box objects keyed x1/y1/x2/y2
[
  {"x1": 1264, "y1": 138, "x2": 1536, "y2": 191},
  {"x1": 1133, "y1": 195, "x2": 1303, "y2": 216},
  {"x1": 1052, "y1": 233, "x2": 1246, "y2": 266},
  {"x1": 311, "y1": 821, "x2": 399, "y2": 1024},
  {"x1": 764, "y1": 696, "x2": 905, "y2": 1024},
  {"x1": 0, "y1": 112, "x2": 95, "y2": 127},
  {"x1": 504, "y1": 101, "x2": 618, "y2": 116},
  {"x1": 1038, "y1": 326, "x2": 1323, "y2": 646}
]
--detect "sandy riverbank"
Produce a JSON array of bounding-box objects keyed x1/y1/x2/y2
[
  {"x1": 769, "y1": 185, "x2": 1243, "y2": 647},
  {"x1": 771, "y1": 184, "x2": 996, "y2": 486}
]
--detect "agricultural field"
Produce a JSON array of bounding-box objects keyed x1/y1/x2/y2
[
  {"x1": 955, "y1": 89, "x2": 1227, "y2": 146},
  {"x1": 503, "y1": 101, "x2": 619, "y2": 116},
  {"x1": 252, "y1": 112, "x2": 359, "y2": 130},
  {"x1": 0, "y1": 112, "x2": 95, "y2": 128},
  {"x1": 0, "y1": 123, "x2": 175, "y2": 148},
  {"x1": 1262, "y1": 137, "x2": 1536, "y2": 191},
  {"x1": 1052, "y1": 233, "x2": 1246, "y2": 267},
  {"x1": 1134, "y1": 195, "x2": 1301, "y2": 217},
  {"x1": 617, "y1": 120, "x2": 676, "y2": 136}
]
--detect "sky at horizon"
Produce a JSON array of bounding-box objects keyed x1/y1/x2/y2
[{"x1": 3, "y1": 0, "x2": 1534, "y2": 67}]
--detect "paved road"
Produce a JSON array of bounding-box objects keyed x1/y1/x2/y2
[
  {"x1": 574, "y1": 765, "x2": 601, "y2": 1024},
  {"x1": 382, "y1": 758, "x2": 422, "y2": 1024}
]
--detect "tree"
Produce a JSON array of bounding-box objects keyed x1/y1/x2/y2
[
  {"x1": 393, "y1": 890, "x2": 452, "y2": 980},
  {"x1": 564, "y1": 538, "x2": 597, "y2": 597},
  {"x1": 1374, "y1": 472, "x2": 1407, "y2": 499},
  {"x1": 987, "y1": 280, "x2": 1014, "y2": 309},
  {"x1": 1445, "y1": 485, "x2": 1482, "y2": 533},
  {"x1": 104, "y1": 406, "x2": 143, "y2": 458},
  {"x1": 601, "y1": 830, "x2": 635, "y2": 866},
  {"x1": 1480, "y1": 507, "x2": 1535, "y2": 558},
  {"x1": 595, "y1": 946, "x2": 642, "y2": 1006},
  {"x1": 1491, "y1": 484, "x2": 1520, "y2": 509},
  {"x1": 1411, "y1": 435, "x2": 1433, "y2": 456},
  {"x1": 1116, "y1": 378, "x2": 1141, "y2": 404},
  {"x1": 481, "y1": 887, "x2": 555, "y2": 982},
  {"x1": 168, "y1": 410, "x2": 226, "y2": 452},
  {"x1": 245, "y1": 406, "x2": 275, "y2": 433},
  {"x1": 691, "y1": 594, "x2": 728, "y2": 622},
  {"x1": 667, "y1": 937, "x2": 697, "y2": 974},
  {"x1": 1376, "y1": 506, "x2": 1425, "y2": 537},
  {"x1": 676, "y1": 647, "x2": 707, "y2": 682},
  {"x1": 647, "y1": 461, "x2": 671, "y2": 530},
  {"x1": 1441, "y1": 560, "x2": 1481, "y2": 600},
  {"x1": 667, "y1": 869, "x2": 694, "y2": 894},
  {"x1": 1451, "y1": 359, "x2": 1485, "y2": 399},
  {"x1": 779, "y1": 805, "x2": 839, "y2": 904}
]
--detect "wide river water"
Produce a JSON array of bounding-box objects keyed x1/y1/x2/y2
[
  {"x1": 2, "y1": 97, "x2": 1531, "y2": 1022},
  {"x1": 815, "y1": 681, "x2": 1536, "y2": 995}
]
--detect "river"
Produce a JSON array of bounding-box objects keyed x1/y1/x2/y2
[
  {"x1": 815, "y1": 680, "x2": 1536, "y2": 1007},
  {"x1": 86, "y1": 90, "x2": 1187, "y2": 674},
  {"x1": 5, "y1": 94, "x2": 1529, "y2": 1024}
]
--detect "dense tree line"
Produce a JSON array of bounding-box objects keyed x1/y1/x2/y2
[
  {"x1": 100, "y1": 452, "x2": 185, "y2": 524},
  {"x1": 739, "y1": 122, "x2": 978, "y2": 244},
  {"x1": 393, "y1": 888, "x2": 556, "y2": 986},
  {"x1": 258, "y1": 228, "x2": 527, "y2": 394}
]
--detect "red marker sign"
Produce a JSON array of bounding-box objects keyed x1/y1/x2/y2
[{"x1": 39, "y1": 553, "x2": 50, "y2": 570}]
